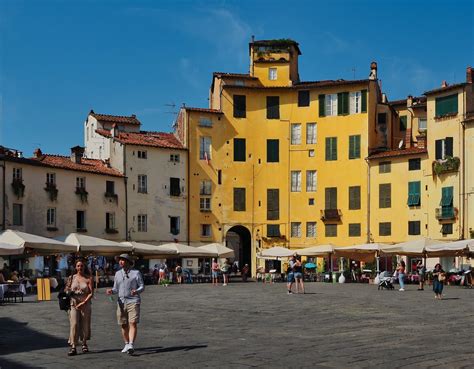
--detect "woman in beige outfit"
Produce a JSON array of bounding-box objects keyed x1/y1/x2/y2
[{"x1": 66, "y1": 259, "x2": 93, "y2": 356}]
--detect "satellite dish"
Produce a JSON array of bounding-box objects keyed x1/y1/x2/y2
[{"x1": 398, "y1": 139, "x2": 404, "y2": 149}]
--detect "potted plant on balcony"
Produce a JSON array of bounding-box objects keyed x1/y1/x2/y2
[
  {"x1": 44, "y1": 182, "x2": 58, "y2": 201},
  {"x1": 11, "y1": 178, "x2": 25, "y2": 198},
  {"x1": 75, "y1": 187, "x2": 88, "y2": 203},
  {"x1": 432, "y1": 156, "x2": 460, "y2": 175}
]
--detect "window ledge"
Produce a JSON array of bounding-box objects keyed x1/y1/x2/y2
[
  {"x1": 46, "y1": 227, "x2": 58, "y2": 232},
  {"x1": 200, "y1": 209, "x2": 212, "y2": 212},
  {"x1": 77, "y1": 228, "x2": 88, "y2": 233},
  {"x1": 434, "y1": 112, "x2": 458, "y2": 120}
]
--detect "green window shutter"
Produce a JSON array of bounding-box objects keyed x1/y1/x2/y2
[
  {"x1": 408, "y1": 181, "x2": 421, "y2": 206},
  {"x1": 325, "y1": 187, "x2": 337, "y2": 209},
  {"x1": 319, "y1": 94, "x2": 326, "y2": 117},
  {"x1": 337, "y1": 93, "x2": 343, "y2": 115},
  {"x1": 400, "y1": 116, "x2": 407, "y2": 131},
  {"x1": 267, "y1": 189, "x2": 279, "y2": 220},
  {"x1": 325, "y1": 138, "x2": 330, "y2": 161},
  {"x1": 361, "y1": 90, "x2": 367, "y2": 113},
  {"x1": 379, "y1": 184, "x2": 391, "y2": 208},
  {"x1": 436, "y1": 94, "x2": 458, "y2": 117},
  {"x1": 233, "y1": 188, "x2": 246, "y2": 211},
  {"x1": 441, "y1": 187, "x2": 453, "y2": 206},
  {"x1": 233, "y1": 138, "x2": 246, "y2": 162},
  {"x1": 343, "y1": 92, "x2": 349, "y2": 114},
  {"x1": 349, "y1": 135, "x2": 361, "y2": 159},
  {"x1": 267, "y1": 139, "x2": 279, "y2": 162},
  {"x1": 332, "y1": 137, "x2": 337, "y2": 160},
  {"x1": 349, "y1": 186, "x2": 361, "y2": 210}
]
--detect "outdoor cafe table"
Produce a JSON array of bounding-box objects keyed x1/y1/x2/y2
[{"x1": 0, "y1": 283, "x2": 27, "y2": 300}]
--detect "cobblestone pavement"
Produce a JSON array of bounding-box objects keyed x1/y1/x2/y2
[{"x1": 1, "y1": 282, "x2": 473, "y2": 369}]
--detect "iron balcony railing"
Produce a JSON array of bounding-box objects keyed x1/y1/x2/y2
[{"x1": 435, "y1": 207, "x2": 455, "y2": 220}]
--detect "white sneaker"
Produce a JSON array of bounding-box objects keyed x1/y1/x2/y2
[
  {"x1": 121, "y1": 343, "x2": 130, "y2": 353},
  {"x1": 127, "y1": 343, "x2": 135, "y2": 355},
  {"x1": 399, "y1": 288, "x2": 405, "y2": 291}
]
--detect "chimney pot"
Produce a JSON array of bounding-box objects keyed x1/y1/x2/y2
[
  {"x1": 33, "y1": 148, "x2": 43, "y2": 158},
  {"x1": 467, "y1": 66, "x2": 473, "y2": 84},
  {"x1": 369, "y1": 61, "x2": 378, "y2": 80},
  {"x1": 70, "y1": 146, "x2": 85, "y2": 164},
  {"x1": 441, "y1": 80, "x2": 448, "y2": 88}
]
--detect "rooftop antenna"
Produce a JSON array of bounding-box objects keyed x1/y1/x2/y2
[
  {"x1": 352, "y1": 67, "x2": 356, "y2": 79},
  {"x1": 164, "y1": 103, "x2": 177, "y2": 115}
]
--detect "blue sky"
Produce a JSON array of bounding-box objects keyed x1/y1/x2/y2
[{"x1": 1, "y1": 0, "x2": 473, "y2": 155}]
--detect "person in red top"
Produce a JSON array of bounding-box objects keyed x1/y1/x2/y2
[
  {"x1": 397, "y1": 260, "x2": 406, "y2": 292},
  {"x1": 211, "y1": 259, "x2": 219, "y2": 286}
]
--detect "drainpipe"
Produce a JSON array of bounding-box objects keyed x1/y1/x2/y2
[
  {"x1": 123, "y1": 144, "x2": 129, "y2": 241},
  {"x1": 1, "y1": 159, "x2": 5, "y2": 230},
  {"x1": 460, "y1": 86, "x2": 466, "y2": 240},
  {"x1": 365, "y1": 157, "x2": 371, "y2": 244},
  {"x1": 186, "y1": 111, "x2": 191, "y2": 245}
]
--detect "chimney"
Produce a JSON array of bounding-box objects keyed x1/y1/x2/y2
[
  {"x1": 33, "y1": 148, "x2": 43, "y2": 158},
  {"x1": 416, "y1": 135, "x2": 426, "y2": 149},
  {"x1": 405, "y1": 128, "x2": 412, "y2": 149},
  {"x1": 467, "y1": 66, "x2": 473, "y2": 84},
  {"x1": 441, "y1": 80, "x2": 448, "y2": 88},
  {"x1": 369, "y1": 61, "x2": 378, "y2": 80},
  {"x1": 111, "y1": 123, "x2": 118, "y2": 138},
  {"x1": 382, "y1": 93, "x2": 387, "y2": 103},
  {"x1": 70, "y1": 146, "x2": 85, "y2": 164},
  {"x1": 407, "y1": 95, "x2": 413, "y2": 107}
]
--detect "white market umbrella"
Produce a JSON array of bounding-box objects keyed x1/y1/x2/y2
[
  {"x1": 159, "y1": 243, "x2": 217, "y2": 257},
  {"x1": 56, "y1": 233, "x2": 131, "y2": 255},
  {"x1": 198, "y1": 243, "x2": 234, "y2": 258},
  {"x1": 425, "y1": 239, "x2": 474, "y2": 257},
  {"x1": 259, "y1": 246, "x2": 294, "y2": 258},
  {"x1": 122, "y1": 241, "x2": 177, "y2": 257},
  {"x1": 381, "y1": 238, "x2": 442, "y2": 256},
  {"x1": 334, "y1": 243, "x2": 385, "y2": 262},
  {"x1": 0, "y1": 230, "x2": 77, "y2": 253},
  {"x1": 296, "y1": 244, "x2": 334, "y2": 256},
  {"x1": 0, "y1": 241, "x2": 24, "y2": 256}
]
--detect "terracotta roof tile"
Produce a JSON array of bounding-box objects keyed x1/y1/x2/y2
[
  {"x1": 224, "y1": 79, "x2": 370, "y2": 90},
  {"x1": 90, "y1": 110, "x2": 141, "y2": 125},
  {"x1": 213, "y1": 72, "x2": 257, "y2": 79},
  {"x1": 29, "y1": 154, "x2": 123, "y2": 177},
  {"x1": 368, "y1": 147, "x2": 428, "y2": 160},
  {"x1": 183, "y1": 107, "x2": 223, "y2": 114},
  {"x1": 96, "y1": 130, "x2": 185, "y2": 150},
  {"x1": 424, "y1": 83, "x2": 467, "y2": 96}
]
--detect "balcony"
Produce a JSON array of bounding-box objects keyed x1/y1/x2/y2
[
  {"x1": 432, "y1": 157, "x2": 460, "y2": 176},
  {"x1": 11, "y1": 178, "x2": 25, "y2": 199},
  {"x1": 435, "y1": 207, "x2": 456, "y2": 221},
  {"x1": 104, "y1": 192, "x2": 118, "y2": 203},
  {"x1": 320, "y1": 209, "x2": 342, "y2": 222}
]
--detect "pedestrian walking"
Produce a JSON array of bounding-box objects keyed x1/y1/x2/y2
[
  {"x1": 416, "y1": 260, "x2": 425, "y2": 291},
  {"x1": 176, "y1": 263, "x2": 183, "y2": 284},
  {"x1": 287, "y1": 255, "x2": 296, "y2": 294},
  {"x1": 221, "y1": 258, "x2": 231, "y2": 286},
  {"x1": 106, "y1": 254, "x2": 144, "y2": 355},
  {"x1": 432, "y1": 263, "x2": 446, "y2": 300},
  {"x1": 65, "y1": 258, "x2": 93, "y2": 356},
  {"x1": 293, "y1": 254, "x2": 305, "y2": 294},
  {"x1": 397, "y1": 260, "x2": 406, "y2": 291},
  {"x1": 241, "y1": 264, "x2": 249, "y2": 282},
  {"x1": 158, "y1": 262, "x2": 167, "y2": 285},
  {"x1": 211, "y1": 258, "x2": 220, "y2": 286}
]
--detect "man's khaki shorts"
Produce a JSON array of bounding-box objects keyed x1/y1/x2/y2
[{"x1": 117, "y1": 302, "x2": 140, "y2": 325}]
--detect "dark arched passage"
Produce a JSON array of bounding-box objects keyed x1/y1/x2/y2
[{"x1": 225, "y1": 226, "x2": 252, "y2": 272}]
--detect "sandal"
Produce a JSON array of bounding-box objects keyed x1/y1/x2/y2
[
  {"x1": 68, "y1": 347, "x2": 77, "y2": 356},
  {"x1": 82, "y1": 344, "x2": 89, "y2": 353}
]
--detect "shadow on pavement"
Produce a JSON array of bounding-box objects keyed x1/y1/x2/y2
[
  {"x1": 134, "y1": 345, "x2": 208, "y2": 356},
  {"x1": 0, "y1": 357, "x2": 44, "y2": 368},
  {"x1": 0, "y1": 318, "x2": 65, "y2": 356}
]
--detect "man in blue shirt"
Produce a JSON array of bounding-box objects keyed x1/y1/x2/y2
[{"x1": 106, "y1": 254, "x2": 144, "y2": 355}]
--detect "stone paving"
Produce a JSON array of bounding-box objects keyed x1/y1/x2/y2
[{"x1": 0, "y1": 281, "x2": 473, "y2": 369}]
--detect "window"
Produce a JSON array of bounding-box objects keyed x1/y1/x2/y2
[
  {"x1": 361, "y1": 90, "x2": 367, "y2": 113},
  {"x1": 170, "y1": 154, "x2": 180, "y2": 162},
  {"x1": 399, "y1": 116, "x2": 407, "y2": 131},
  {"x1": 379, "y1": 161, "x2": 391, "y2": 173},
  {"x1": 325, "y1": 137, "x2": 337, "y2": 161},
  {"x1": 47, "y1": 208, "x2": 56, "y2": 227},
  {"x1": 199, "y1": 117, "x2": 212, "y2": 127},
  {"x1": 407, "y1": 181, "x2": 421, "y2": 206},
  {"x1": 306, "y1": 171, "x2": 317, "y2": 192},
  {"x1": 337, "y1": 92, "x2": 349, "y2": 115},
  {"x1": 350, "y1": 91, "x2": 361, "y2": 114},
  {"x1": 291, "y1": 222, "x2": 302, "y2": 238},
  {"x1": 409, "y1": 158, "x2": 421, "y2": 171},
  {"x1": 13, "y1": 168, "x2": 22, "y2": 180},
  {"x1": 200, "y1": 197, "x2": 211, "y2": 211},
  {"x1": 267, "y1": 189, "x2": 279, "y2": 220},
  {"x1": 408, "y1": 221, "x2": 421, "y2": 235},
  {"x1": 106, "y1": 181, "x2": 115, "y2": 194},
  {"x1": 379, "y1": 184, "x2": 391, "y2": 208},
  {"x1": 308, "y1": 198, "x2": 315, "y2": 205},
  {"x1": 291, "y1": 124, "x2": 301, "y2": 145},
  {"x1": 234, "y1": 138, "x2": 246, "y2": 161},
  {"x1": 200, "y1": 180, "x2": 212, "y2": 195},
  {"x1": 12, "y1": 204, "x2": 23, "y2": 226},
  {"x1": 267, "y1": 139, "x2": 279, "y2": 162},
  {"x1": 199, "y1": 136, "x2": 211, "y2": 160},
  {"x1": 76, "y1": 210, "x2": 86, "y2": 230},
  {"x1": 349, "y1": 223, "x2": 361, "y2": 237},
  {"x1": 325, "y1": 224, "x2": 337, "y2": 237},
  {"x1": 379, "y1": 222, "x2": 391, "y2": 236},
  {"x1": 170, "y1": 216, "x2": 180, "y2": 235},
  {"x1": 349, "y1": 186, "x2": 361, "y2": 210},
  {"x1": 137, "y1": 214, "x2": 147, "y2": 232},
  {"x1": 266, "y1": 96, "x2": 280, "y2": 119},
  {"x1": 349, "y1": 135, "x2": 361, "y2": 159},
  {"x1": 306, "y1": 222, "x2": 316, "y2": 237},
  {"x1": 267, "y1": 224, "x2": 280, "y2": 237},
  {"x1": 291, "y1": 171, "x2": 301, "y2": 192},
  {"x1": 435, "y1": 137, "x2": 453, "y2": 160},
  {"x1": 435, "y1": 94, "x2": 458, "y2": 117},
  {"x1": 323, "y1": 94, "x2": 338, "y2": 116},
  {"x1": 308, "y1": 149, "x2": 315, "y2": 157},
  {"x1": 378, "y1": 113, "x2": 387, "y2": 125},
  {"x1": 233, "y1": 95, "x2": 246, "y2": 118},
  {"x1": 170, "y1": 178, "x2": 181, "y2": 196},
  {"x1": 442, "y1": 223, "x2": 453, "y2": 235},
  {"x1": 233, "y1": 188, "x2": 246, "y2": 211},
  {"x1": 268, "y1": 68, "x2": 277, "y2": 80},
  {"x1": 306, "y1": 123, "x2": 317, "y2": 144},
  {"x1": 76, "y1": 177, "x2": 86, "y2": 189},
  {"x1": 138, "y1": 175, "x2": 147, "y2": 193},
  {"x1": 441, "y1": 186, "x2": 454, "y2": 208},
  {"x1": 106, "y1": 212, "x2": 116, "y2": 230},
  {"x1": 137, "y1": 150, "x2": 147, "y2": 159},
  {"x1": 418, "y1": 118, "x2": 427, "y2": 131},
  {"x1": 218, "y1": 170, "x2": 222, "y2": 185},
  {"x1": 46, "y1": 173, "x2": 56, "y2": 185},
  {"x1": 298, "y1": 90, "x2": 310, "y2": 107},
  {"x1": 201, "y1": 224, "x2": 211, "y2": 237},
  {"x1": 325, "y1": 187, "x2": 337, "y2": 210}
]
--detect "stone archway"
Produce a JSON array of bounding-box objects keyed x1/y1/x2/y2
[{"x1": 225, "y1": 225, "x2": 252, "y2": 272}]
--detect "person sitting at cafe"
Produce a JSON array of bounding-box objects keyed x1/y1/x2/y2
[
  {"x1": 0, "y1": 270, "x2": 6, "y2": 283},
  {"x1": 10, "y1": 271, "x2": 20, "y2": 283}
]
